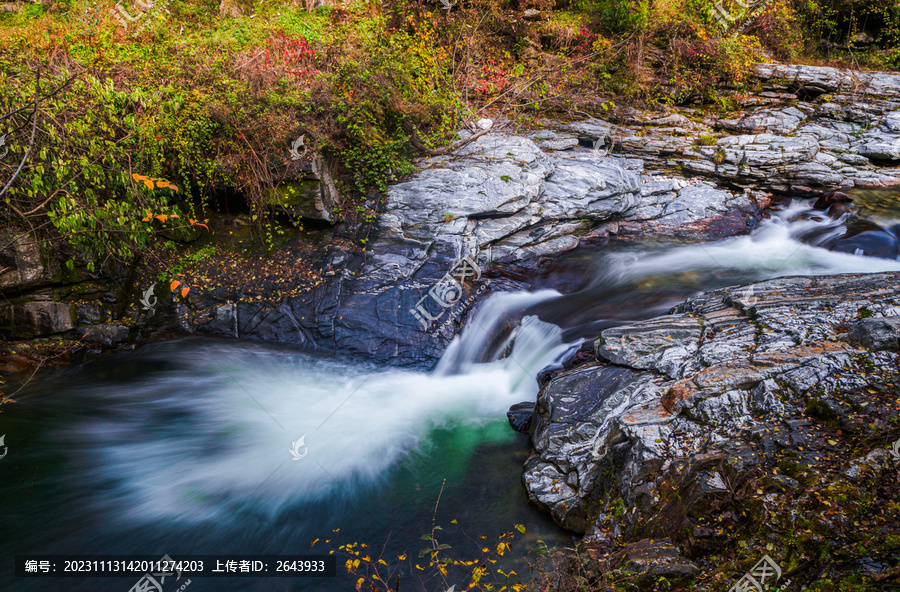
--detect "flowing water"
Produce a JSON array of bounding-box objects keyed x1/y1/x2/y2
[{"x1": 3, "y1": 198, "x2": 900, "y2": 591}]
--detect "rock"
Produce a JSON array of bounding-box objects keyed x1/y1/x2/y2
[
  {"x1": 715, "y1": 107, "x2": 805, "y2": 134},
  {"x1": 856, "y1": 111, "x2": 900, "y2": 161},
  {"x1": 614, "y1": 538, "x2": 699, "y2": 584},
  {"x1": 476, "y1": 118, "x2": 493, "y2": 130},
  {"x1": 79, "y1": 324, "x2": 129, "y2": 348},
  {"x1": 522, "y1": 8, "x2": 541, "y2": 20},
  {"x1": 507, "y1": 401, "x2": 535, "y2": 434},
  {"x1": 849, "y1": 317, "x2": 900, "y2": 351},
  {"x1": 595, "y1": 314, "x2": 702, "y2": 379},
  {"x1": 0, "y1": 300, "x2": 74, "y2": 338},
  {"x1": 0, "y1": 230, "x2": 47, "y2": 290},
  {"x1": 524, "y1": 272, "x2": 900, "y2": 538}
]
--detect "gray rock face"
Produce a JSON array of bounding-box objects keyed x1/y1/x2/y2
[
  {"x1": 523, "y1": 272, "x2": 900, "y2": 535},
  {"x1": 193, "y1": 131, "x2": 763, "y2": 366},
  {"x1": 0, "y1": 300, "x2": 74, "y2": 338},
  {"x1": 0, "y1": 231, "x2": 47, "y2": 290},
  {"x1": 849, "y1": 316, "x2": 900, "y2": 350}
]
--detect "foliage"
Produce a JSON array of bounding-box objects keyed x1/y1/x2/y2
[{"x1": 325, "y1": 521, "x2": 528, "y2": 592}]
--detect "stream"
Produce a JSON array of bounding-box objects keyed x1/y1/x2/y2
[{"x1": 3, "y1": 196, "x2": 900, "y2": 591}]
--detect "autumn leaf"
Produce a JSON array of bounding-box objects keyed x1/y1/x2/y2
[
  {"x1": 181, "y1": 286, "x2": 190, "y2": 298},
  {"x1": 142, "y1": 178, "x2": 155, "y2": 189},
  {"x1": 169, "y1": 214, "x2": 180, "y2": 219},
  {"x1": 170, "y1": 280, "x2": 181, "y2": 291},
  {"x1": 311, "y1": 539, "x2": 319, "y2": 547},
  {"x1": 155, "y1": 214, "x2": 168, "y2": 223},
  {"x1": 355, "y1": 578, "x2": 365, "y2": 591},
  {"x1": 156, "y1": 180, "x2": 171, "y2": 188},
  {"x1": 142, "y1": 212, "x2": 153, "y2": 222},
  {"x1": 169, "y1": 184, "x2": 179, "y2": 191},
  {"x1": 132, "y1": 173, "x2": 146, "y2": 181}
]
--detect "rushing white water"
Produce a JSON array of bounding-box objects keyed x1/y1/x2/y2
[
  {"x1": 59, "y1": 199, "x2": 900, "y2": 525},
  {"x1": 588, "y1": 200, "x2": 900, "y2": 288},
  {"x1": 65, "y1": 291, "x2": 573, "y2": 523}
]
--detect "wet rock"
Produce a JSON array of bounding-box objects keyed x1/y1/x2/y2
[
  {"x1": 507, "y1": 401, "x2": 535, "y2": 434},
  {"x1": 849, "y1": 316, "x2": 900, "y2": 351},
  {"x1": 595, "y1": 314, "x2": 702, "y2": 378},
  {"x1": 79, "y1": 324, "x2": 129, "y2": 348}
]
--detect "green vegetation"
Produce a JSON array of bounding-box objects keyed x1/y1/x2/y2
[{"x1": 2, "y1": 0, "x2": 900, "y2": 289}]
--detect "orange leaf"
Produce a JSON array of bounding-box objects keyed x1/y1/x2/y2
[
  {"x1": 181, "y1": 286, "x2": 190, "y2": 298},
  {"x1": 169, "y1": 214, "x2": 180, "y2": 219},
  {"x1": 155, "y1": 214, "x2": 168, "y2": 223},
  {"x1": 142, "y1": 216, "x2": 152, "y2": 222},
  {"x1": 170, "y1": 280, "x2": 181, "y2": 291},
  {"x1": 156, "y1": 180, "x2": 170, "y2": 188},
  {"x1": 169, "y1": 184, "x2": 179, "y2": 191},
  {"x1": 132, "y1": 173, "x2": 146, "y2": 181},
  {"x1": 142, "y1": 179, "x2": 155, "y2": 189}
]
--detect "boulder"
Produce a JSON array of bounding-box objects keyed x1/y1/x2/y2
[
  {"x1": 507, "y1": 401, "x2": 534, "y2": 434},
  {"x1": 0, "y1": 300, "x2": 74, "y2": 338},
  {"x1": 849, "y1": 316, "x2": 900, "y2": 351}
]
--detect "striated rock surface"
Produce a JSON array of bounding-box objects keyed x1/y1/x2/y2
[{"x1": 523, "y1": 272, "x2": 900, "y2": 546}]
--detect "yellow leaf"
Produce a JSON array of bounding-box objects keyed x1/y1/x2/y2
[
  {"x1": 170, "y1": 280, "x2": 181, "y2": 291},
  {"x1": 142, "y1": 178, "x2": 154, "y2": 189},
  {"x1": 377, "y1": 559, "x2": 387, "y2": 565},
  {"x1": 356, "y1": 577, "x2": 365, "y2": 591},
  {"x1": 362, "y1": 556, "x2": 371, "y2": 562},
  {"x1": 311, "y1": 538, "x2": 319, "y2": 546},
  {"x1": 181, "y1": 286, "x2": 190, "y2": 298},
  {"x1": 398, "y1": 555, "x2": 406, "y2": 560}
]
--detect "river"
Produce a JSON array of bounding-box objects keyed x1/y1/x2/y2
[{"x1": 3, "y1": 196, "x2": 900, "y2": 591}]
